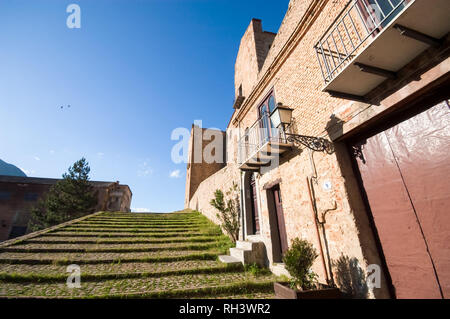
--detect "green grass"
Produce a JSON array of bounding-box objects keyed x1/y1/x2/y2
[
  {"x1": 2, "y1": 242, "x2": 230, "y2": 254},
  {"x1": 0, "y1": 252, "x2": 224, "y2": 265},
  {"x1": 87, "y1": 281, "x2": 275, "y2": 299},
  {"x1": 0, "y1": 264, "x2": 244, "y2": 283},
  {"x1": 18, "y1": 236, "x2": 226, "y2": 245},
  {"x1": 0, "y1": 210, "x2": 276, "y2": 298}
]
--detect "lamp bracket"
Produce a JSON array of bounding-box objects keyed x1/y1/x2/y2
[{"x1": 285, "y1": 133, "x2": 334, "y2": 154}]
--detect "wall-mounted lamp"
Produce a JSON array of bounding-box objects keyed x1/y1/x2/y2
[{"x1": 272, "y1": 103, "x2": 334, "y2": 154}]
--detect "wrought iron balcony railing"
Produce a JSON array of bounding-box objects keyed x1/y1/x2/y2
[
  {"x1": 238, "y1": 113, "x2": 290, "y2": 169},
  {"x1": 314, "y1": 0, "x2": 411, "y2": 85}
]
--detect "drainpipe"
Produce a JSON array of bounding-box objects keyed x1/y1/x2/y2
[
  {"x1": 239, "y1": 171, "x2": 245, "y2": 241},
  {"x1": 306, "y1": 176, "x2": 330, "y2": 284}
]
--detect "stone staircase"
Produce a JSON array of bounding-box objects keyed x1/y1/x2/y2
[
  {"x1": 219, "y1": 239, "x2": 266, "y2": 267},
  {"x1": 0, "y1": 210, "x2": 276, "y2": 298}
]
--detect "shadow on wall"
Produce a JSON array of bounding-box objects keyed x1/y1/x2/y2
[
  {"x1": 332, "y1": 254, "x2": 369, "y2": 299},
  {"x1": 325, "y1": 114, "x2": 344, "y2": 141}
]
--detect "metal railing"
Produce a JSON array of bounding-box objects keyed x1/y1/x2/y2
[
  {"x1": 314, "y1": 0, "x2": 411, "y2": 84},
  {"x1": 238, "y1": 113, "x2": 288, "y2": 165}
]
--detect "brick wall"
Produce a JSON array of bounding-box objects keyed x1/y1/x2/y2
[
  {"x1": 234, "y1": 19, "x2": 276, "y2": 99},
  {"x1": 0, "y1": 178, "x2": 132, "y2": 241},
  {"x1": 185, "y1": 125, "x2": 226, "y2": 207}
]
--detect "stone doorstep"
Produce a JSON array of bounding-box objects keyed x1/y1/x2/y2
[
  {"x1": 218, "y1": 255, "x2": 241, "y2": 265},
  {"x1": 271, "y1": 263, "x2": 291, "y2": 278},
  {"x1": 245, "y1": 235, "x2": 263, "y2": 243},
  {"x1": 236, "y1": 240, "x2": 255, "y2": 250},
  {"x1": 218, "y1": 240, "x2": 266, "y2": 268},
  {"x1": 230, "y1": 247, "x2": 252, "y2": 261}
]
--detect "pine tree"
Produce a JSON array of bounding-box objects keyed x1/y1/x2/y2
[{"x1": 28, "y1": 158, "x2": 98, "y2": 232}]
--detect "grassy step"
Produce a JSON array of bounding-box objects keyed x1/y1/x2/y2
[
  {"x1": 0, "y1": 251, "x2": 222, "y2": 265},
  {"x1": 95, "y1": 214, "x2": 200, "y2": 220},
  {"x1": 1, "y1": 242, "x2": 229, "y2": 253},
  {"x1": 0, "y1": 209, "x2": 277, "y2": 299},
  {"x1": 20, "y1": 236, "x2": 225, "y2": 245},
  {"x1": 74, "y1": 220, "x2": 208, "y2": 227},
  {"x1": 86, "y1": 216, "x2": 203, "y2": 220},
  {"x1": 38, "y1": 232, "x2": 215, "y2": 238},
  {"x1": 56, "y1": 227, "x2": 198, "y2": 233},
  {"x1": 0, "y1": 263, "x2": 243, "y2": 283},
  {"x1": 84, "y1": 219, "x2": 203, "y2": 225},
  {"x1": 86, "y1": 218, "x2": 200, "y2": 222},
  {"x1": 92, "y1": 281, "x2": 275, "y2": 299},
  {"x1": 204, "y1": 292, "x2": 276, "y2": 299},
  {"x1": 0, "y1": 272, "x2": 274, "y2": 298},
  {"x1": 68, "y1": 224, "x2": 202, "y2": 230},
  {"x1": 0, "y1": 260, "x2": 225, "y2": 276},
  {"x1": 91, "y1": 216, "x2": 201, "y2": 220}
]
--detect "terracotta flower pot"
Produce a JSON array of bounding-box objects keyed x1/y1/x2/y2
[{"x1": 274, "y1": 282, "x2": 341, "y2": 299}]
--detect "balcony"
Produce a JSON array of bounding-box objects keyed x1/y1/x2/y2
[
  {"x1": 314, "y1": 0, "x2": 450, "y2": 99},
  {"x1": 238, "y1": 114, "x2": 291, "y2": 171}
]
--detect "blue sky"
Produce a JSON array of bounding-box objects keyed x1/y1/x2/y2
[{"x1": 0, "y1": 0, "x2": 290, "y2": 212}]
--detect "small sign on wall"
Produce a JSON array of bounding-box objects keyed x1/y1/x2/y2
[{"x1": 322, "y1": 180, "x2": 332, "y2": 191}]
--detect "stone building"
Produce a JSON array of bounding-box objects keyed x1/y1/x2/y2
[
  {"x1": 0, "y1": 175, "x2": 132, "y2": 241},
  {"x1": 185, "y1": 0, "x2": 450, "y2": 299}
]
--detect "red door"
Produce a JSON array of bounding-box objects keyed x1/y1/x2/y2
[
  {"x1": 351, "y1": 100, "x2": 450, "y2": 298},
  {"x1": 272, "y1": 185, "x2": 288, "y2": 256}
]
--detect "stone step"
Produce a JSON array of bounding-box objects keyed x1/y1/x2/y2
[
  {"x1": 218, "y1": 255, "x2": 241, "y2": 265},
  {"x1": 236, "y1": 240, "x2": 253, "y2": 251},
  {"x1": 229, "y1": 247, "x2": 247, "y2": 261},
  {"x1": 271, "y1": 263, "x2": 291, "y2": 277},
  {"x1": 230, "y1": 242, "x2": 266, "y2": 267}
]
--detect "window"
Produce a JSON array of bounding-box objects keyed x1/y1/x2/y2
[
  {"x1": 356, "y1": 0, "x2": 410, "y2": 33},
  {"x1": 0, "y1": 191, "x2": 12, "y2": 200},
  {"x1": 24, "y1": 192, "x2": 39, "y2": 201},
  {"x1": 258, "y1": 92, "x2": 277, "y2": 142}
]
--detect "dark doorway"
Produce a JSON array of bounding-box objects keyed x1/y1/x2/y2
[
  {"x1": 8, "y1": 226, "x2": 27, "y2": 239},
  {"x1": 268, "y1": 184, "x2": 288, "y2": 262},
  {"x1": 350, "y1": 99, "x2": 450, "y2": 299},
  {"x1": 249, "y1": 174, "x2": 260, "y2": 234}
]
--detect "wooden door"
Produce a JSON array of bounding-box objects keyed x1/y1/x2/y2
[
  {"x1": 272, "y1": 185, "x2": 288, "y2": 256},
  {"x1": 351, "y1": 100, "x2": 450, "y2": 298},
  {"x1": 250, "y1": 175, "x2": 260, "y2": 234}
]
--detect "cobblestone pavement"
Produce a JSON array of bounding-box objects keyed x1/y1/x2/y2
[{"x1": 0, "y1": 211, "x2": 276, "y2": 298}]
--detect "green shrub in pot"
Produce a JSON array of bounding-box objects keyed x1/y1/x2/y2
[{"x1": 282, "y1": 238, "x2": 319, "y2": 290}]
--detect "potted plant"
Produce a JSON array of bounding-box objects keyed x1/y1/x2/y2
[{"x1": 274, "y1": 238, "x2": 341, "y2": 299}]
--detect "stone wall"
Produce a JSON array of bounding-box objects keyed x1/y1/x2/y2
[
  {"x1": 184, "y1": 125, "x2": 226, "y2": 207},
  {"x1": 187, "y1": 163, "x2": 240, "y2": 226}
]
